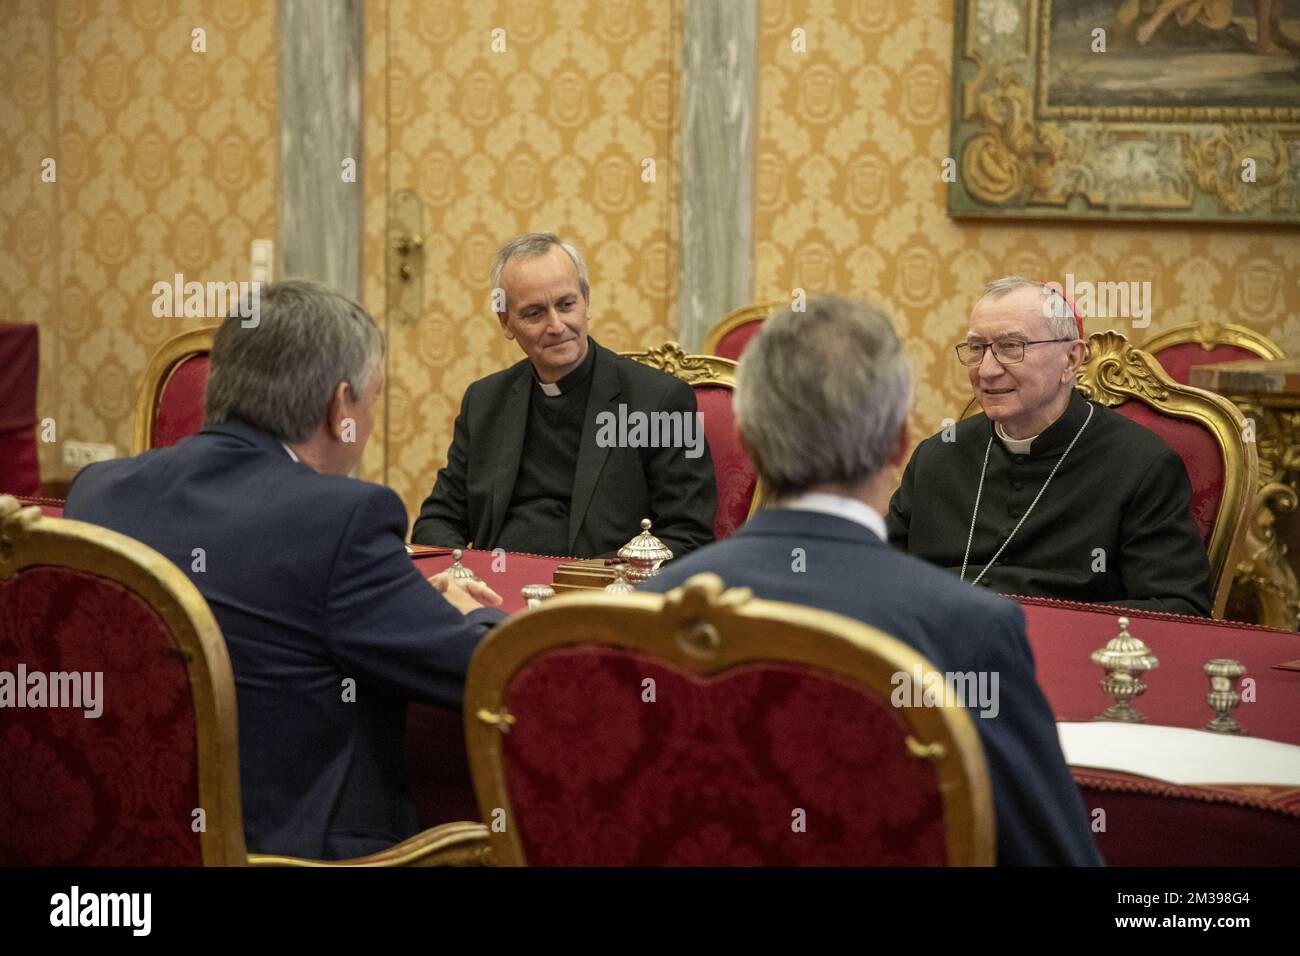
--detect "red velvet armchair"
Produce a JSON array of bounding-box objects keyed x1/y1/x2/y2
[
  {"x1": 1141, "y1": 320, "x2": 1284, "y2": 386},
  {"x1": 623, "y1": 342, "x2": 759, "y2": 540},
  {"x1": 463, "y1": 573, "x2": 995, "y2": 866},
  {"x1": 0, "y1": 496, "x2": 490, "y2": 866},
  {"x1": 1075, "y1": 332, "x2": 1256, "y2": 619},
  {"x1": 703, "y1": 300, "x2": 784, "y2": 361},
  {"x1": 0, "y1": 495, "x2": 245, "y2": 865},
  {"x1": 132, "y1": 326, "x2": 216, "y2": 454}
]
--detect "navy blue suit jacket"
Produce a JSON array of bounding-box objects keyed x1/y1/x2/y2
[
  {"x1": 65, "y1": 420, "x2": 503, "y2": 860},
  {"x1": 639, "y1": 508, "x2": 1103, "y2": 866}
]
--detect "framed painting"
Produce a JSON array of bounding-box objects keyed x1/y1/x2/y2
[{"x1": 948, "y1": 0, "x2": 1300, "y2": 222}]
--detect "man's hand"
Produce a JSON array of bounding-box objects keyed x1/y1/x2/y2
[{"x1": 427, "y1": 570, "x2": 504, "y2": 614}]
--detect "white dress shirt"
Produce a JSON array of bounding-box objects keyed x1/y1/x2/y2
[{"x1": 779, "y1": 491, "x2": 887, "y2": 542}]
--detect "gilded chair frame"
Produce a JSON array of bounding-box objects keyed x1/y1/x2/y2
[
  {"x1": 463, "y1": 573, "x2": 996, "y2": 867},
  {"x1": 1140, "y1": 320, "x2": 1285, "y2": 363},
  {"x1": 1075, "y1": 331, "x2": 1257, "y2": 619},
  {"x1": 132, "y1": 325, "x2": 218, "y2": 455},
  {"x1": 247, "y1": 821, "x2": 492, "y2": 867},
  {"x1": 621, "y1": 340, "x2": 738, "y2": 389},
  {"x1": 0, "y1": 495, "x2": 247, "y2": 866},
  {"x1": 702, "y1": 299, "x2": 786, "y2": 357},
  {"x1": 0, "y1": 495, "x2": 493, "y2": 867},
  {"x1": 622, "y1": 341, "x2": 763, "y2": 516}
]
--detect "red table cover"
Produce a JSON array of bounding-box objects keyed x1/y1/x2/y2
[{"x1": 404, "y1": 551, "x2": 1300, "y2": 864}]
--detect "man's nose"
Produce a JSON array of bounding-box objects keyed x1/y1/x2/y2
[
  {"x1": 977, "y1": 347, "x2": 1004, "y2": 377},
  {"x1": 545, "y1": 308, "x2": 566, "y2": 334}
]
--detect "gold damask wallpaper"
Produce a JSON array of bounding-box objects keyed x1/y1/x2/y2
[
  {"x1": 0, "y1": 0, "x2": 277, "y2": 484},
  {"x1": 4, "y1": 0, "x2": 1297, "y2": 517},
  {"x1": 366, "y1": 0, "x2": 682, "y2": 519},
  {"x1": 753, "y1": 0, "x2": 1299, "y2": 451},
  {"x1": 0, "y1": 0, "x2": 58, "y2": 480}
]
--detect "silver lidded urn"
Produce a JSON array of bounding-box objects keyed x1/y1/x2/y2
[
  {"x1": 448, "y1": 548, "x2": 482, "y2": 583},
  {"x1": 616, "y1": 519, "x2": 673, "y2": 581},
  {"x1": 1203, "y1": 658, "x2": 1247, "y2": 735},
  {"x1": 1090, "y1": 617, "x2": 1159, "y2": 723}
]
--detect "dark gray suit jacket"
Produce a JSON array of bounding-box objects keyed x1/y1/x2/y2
[
  {"x1": 65, "y1": 421, "x2": 503, "y2": 860},
  {"x1": 411, "y1": 339, "x2": 716, "y2": 558},
  {"x1": 640, "y1": 508, "x2": 1104, "y2": 867}
]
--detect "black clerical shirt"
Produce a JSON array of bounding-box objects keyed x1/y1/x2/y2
[
  {"x1": 494, "y1": 343, "x2": 596, "y2": 555},
  {"x1": 412, "y1": 338, "x2": 717, "y2": 559},
  {"x1": 887, "y1": 389, "x2": 1212, "y2": 616}
]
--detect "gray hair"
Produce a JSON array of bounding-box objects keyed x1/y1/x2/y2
[
  {"x1": 204, "y1": 278, "x2": 384, "y2": 443},
  {"x1": 490, "y1": 232, "x2": 590, "y2": 312},
  {"x1": 735, "y1": 295, "x2": 911, "y2": 498},
  {"x1": 978, "y1": 275, "x2": 1080, "y2": 340}
]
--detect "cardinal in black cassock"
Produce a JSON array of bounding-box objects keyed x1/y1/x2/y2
[{"x1": 887, "y1": 278, "x2": 1211, "y2": 617}]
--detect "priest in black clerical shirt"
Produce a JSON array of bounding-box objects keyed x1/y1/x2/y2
[
  {"x1": 411, "y1": 233, "x2": 716, "y2": 559},
  {"x1": 887, "y1": 276, "x2": 1211, "y2": 616}
]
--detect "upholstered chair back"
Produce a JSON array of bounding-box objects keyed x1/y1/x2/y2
[
  {"x1": 464, "y1": 574, "x2": 995, "y2": 866},
  {"x1": 1142, "y1": 321, "x2": 1284, "y2": 387},
  {"x1": 622, "y1": 344, "x2": 758, "y2": 540},
  {"x1": 703, "y1": 300, "x2": 785, "y2": 361},
  {"x1": 0, "y1": 496, "x2": 246, "y2": 865},
  {"x1": 133, "y1": 326, "x2": 216, "y2": 453},
  {"x1": 1076, "y1": 331, "x2": 1257, "y2": 618}
]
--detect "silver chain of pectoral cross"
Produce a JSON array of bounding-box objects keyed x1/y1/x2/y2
[{"x1": 960, "y1": 403, "x2": 1094, "y2": 588}]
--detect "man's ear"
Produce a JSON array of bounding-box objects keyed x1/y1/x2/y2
[
  {"x1": 1063, "y1": 339, "x2": 1087, "y2": 381},
  {"x1": 889, "y1": 420, "x2": 910, "y2": 468},
  {"x1": 498, "y1": 311, "x2": 514, "y2": 341},
  {"x1": 326, "y1": 381, "x2": 350, "y2": 441}
]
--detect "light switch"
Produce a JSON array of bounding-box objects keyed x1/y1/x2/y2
[{"x1": 251, "y1": 239, "x2": 274, "y2": 284}]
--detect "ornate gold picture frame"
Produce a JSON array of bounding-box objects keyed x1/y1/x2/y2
[{"x1": 948, "y1": 0, "x2": 1300, "y2": 222}]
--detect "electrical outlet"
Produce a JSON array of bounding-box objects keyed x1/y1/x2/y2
[{"x1": 62, "y1": 441, "x2": 117, "y2": 470}]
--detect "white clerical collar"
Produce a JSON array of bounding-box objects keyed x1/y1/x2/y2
[
  {"x1": 281, "y1": 442, "x2": 300, "y2": 463},
  {"x1": 779, "y1": 492, "x2": 887, "y2": 542},
  {"x1": 994, "y1": 422, "x2": 1038, "y2": 454},
  {"x1": 538, "y1": 381, "x2": 561, "y2": 397}
]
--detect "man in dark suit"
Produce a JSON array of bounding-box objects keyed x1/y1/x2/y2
[
  {"x1": 411, "y1": 232, "x2": 716, "y2": 559},
  {"x1": 66, "y1": 279, "x2": 504, "y2": 861},
  {"x1": 641, "y1": 295, "x2": 1103, "y2": 866}
]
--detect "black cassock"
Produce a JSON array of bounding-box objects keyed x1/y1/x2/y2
[{"x1": 887, "y1": 389, "x2": 1212, "y2": 617}]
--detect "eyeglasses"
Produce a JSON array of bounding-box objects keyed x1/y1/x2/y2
[{"x1": 955, "y1": 338, "x2": 1075, "y2": 367}]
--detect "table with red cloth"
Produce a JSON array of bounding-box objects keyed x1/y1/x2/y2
[
  {"x1": 13, "y1": 496, "x2": 63, "y2": 517},
  {"x1": 405, "y1": 548, "x2": 1300, "y2": 865},
  {"x1": 1018, "y1": 596, "x2": 1300, "y2": 866},
  {"x1": 0, "y1": 323, "x2": 40, "y2": 496}
]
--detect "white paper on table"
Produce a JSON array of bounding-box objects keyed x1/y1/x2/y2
[{"x1": 1057, "y1": 721, "x2": 1300, "y2": 787}]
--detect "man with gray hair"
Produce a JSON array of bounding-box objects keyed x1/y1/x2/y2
[
  {"x1": 66, "y1": 279, "x2": 504, "y2": 860},
  {"x1": 887, "y1": 276, "x2": 1210, "y2": 615},
  {"x1": 412, "y1": 232, "x2": 716, "y2": 558},
  {"x1": 641, "y1": 295, "x2": 1101, "y2": 865}
]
